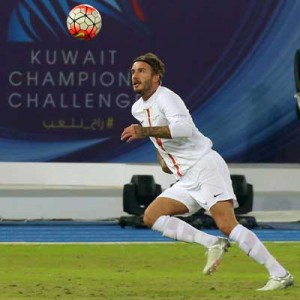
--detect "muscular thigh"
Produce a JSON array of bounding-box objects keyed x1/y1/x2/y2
[
  {"x1": 209, "y1": 200, "x2": 238, "y2": 235},
  {"x1": 144, "y1": 197, "x2": 189, "y2": 226},
  {"x1": 146, "y1": 197, "x2": 188, "y2": 216},
  {"x1": 158, "y1": 185, "x2": 202, "y2": 216}
]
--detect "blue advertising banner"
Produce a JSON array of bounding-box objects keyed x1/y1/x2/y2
[{"x1": 1, "y1": 0, "x2": 299, "y2": 162}]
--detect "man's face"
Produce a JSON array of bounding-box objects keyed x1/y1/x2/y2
[{"x1": 130, "y1": 61, "x2": 159, "y2": 99}]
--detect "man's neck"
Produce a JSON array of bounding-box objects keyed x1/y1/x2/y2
[{"x1": 142, "y1": 85, "x2": 159, "y2": 101}]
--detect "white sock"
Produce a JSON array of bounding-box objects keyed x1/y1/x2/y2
[
  {"x1": 229, "y1": 224, "x2": 286, "y2": 277},
  {"x1": 152, "y1": 215, "x2": 219, "y2": 248}
]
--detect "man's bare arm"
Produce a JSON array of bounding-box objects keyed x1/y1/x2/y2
[
  {"x1": 157, "y1": 150, "x2": 172, "y2": 174},
  {"x1": 121, "y1": 124, "x2": 171, "y2": 142},
  {"x1": 143, "y1": 126, "x2": 171, "y2": 138}
]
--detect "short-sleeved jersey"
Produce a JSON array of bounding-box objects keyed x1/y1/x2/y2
[{"x1": 131, "y1": 86, "x2": 213, "y2": 179}]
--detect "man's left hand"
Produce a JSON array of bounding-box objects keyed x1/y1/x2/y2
[{"x1": 121, "y1": 124, "x2": 146, "y2": 142}]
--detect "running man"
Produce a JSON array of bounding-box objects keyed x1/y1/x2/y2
[{"x1": 121, "y1": 52, "x2": 294, "y2": 291}]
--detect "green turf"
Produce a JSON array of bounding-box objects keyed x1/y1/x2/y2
[{"x1": 0, "y1": 242, "x2": 298, "y2": 299}]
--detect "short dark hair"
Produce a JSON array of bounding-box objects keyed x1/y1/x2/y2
[{"x1": 133, "y1": 52, "x2": 165, "y2": 80}]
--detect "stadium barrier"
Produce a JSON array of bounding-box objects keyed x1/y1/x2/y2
[{"x1": 0, "y1": 163, "x2": 299, "y2": 220}]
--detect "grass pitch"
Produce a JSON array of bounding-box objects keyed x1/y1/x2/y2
[{"x1": 0, "y1": 242, "x2": 298, "y2": 300}]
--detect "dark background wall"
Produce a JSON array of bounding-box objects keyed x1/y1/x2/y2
[{"x1": 1, "y1": 0, "x2": 299, "y2": 163}]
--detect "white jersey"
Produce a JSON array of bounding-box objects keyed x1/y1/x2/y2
[{"x1": 131, "y1": 86, "x2": 213, "y2": 179}]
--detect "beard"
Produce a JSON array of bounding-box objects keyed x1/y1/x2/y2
[{"x1": 133, "y1": 79, "x2": 153, "y2": 97}]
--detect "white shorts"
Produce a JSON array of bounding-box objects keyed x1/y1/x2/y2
[{"x1": 159, "y1": 150, "x2": 238, "y2": 216}]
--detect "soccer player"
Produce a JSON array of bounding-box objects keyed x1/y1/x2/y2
[{"x1": 121, "y1": 53, "x2": 294, "y2": 291}]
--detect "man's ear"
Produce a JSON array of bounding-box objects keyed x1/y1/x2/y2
[{"x1": 153, "y1": 74, "x2": 160, "y2": 83}]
